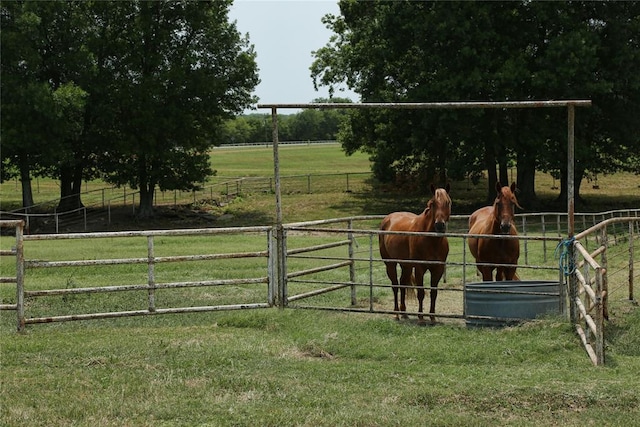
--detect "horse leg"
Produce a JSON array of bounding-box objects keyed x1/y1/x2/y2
[
  {"x1": 479, "y1": 266, "x2": 494, "y2": 281},
  {"x1": 503, "y1": 266, "x2": 517, "y2": 281},
  {"x1": 385, "y1": 262, "x2": 401, "y2": 320},
  {"x1": 399, "y1": 266, "x2": 413, "y2": 319}
]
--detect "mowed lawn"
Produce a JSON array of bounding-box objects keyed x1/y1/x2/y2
[
  {"x1": 1, "y1": 143, "x2": 640, "y2": 426},
  {"x1": 2, "y1": 305, "x2": 640, "y2": 426}
]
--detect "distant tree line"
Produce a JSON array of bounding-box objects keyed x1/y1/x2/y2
[
  {"x1": 311, "y1": 1, "x2": 640, "y2": 207},
  {"x1": 217, "y1": 97, "x2": 353, "y2": 145}
]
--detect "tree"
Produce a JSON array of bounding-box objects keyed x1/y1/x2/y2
[
  {"x1": 50, "y1": 82, "x2": 90, "y2": 212},
  {"x1": 524, "y1": 1, "x2": 640, "y2": 206},
  {"x1": 1, "y1": 1, "x2": 52, "y2": 208},
  {"x1": 1, "y1": 1, "x2": 259, "y2": 217},
  {"x1": 1, "y1": 1, "x2": 96, "y2": 211},
  {"x1": 312, "y1": 1, "x2": 534, "y2": 199},
  {"x1": 89, "y1": 0, "x2": 259, "y2": 217},
  {"x1": 311, "y1": 1, "x2": 640, "y2": 206}
]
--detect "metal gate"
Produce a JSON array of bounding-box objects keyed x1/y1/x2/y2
[{"x1": 2, "y1": 210, "x2": 637, "y2": 366}]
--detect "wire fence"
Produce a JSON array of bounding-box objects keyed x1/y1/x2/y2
[{"x1": 0, "y1": 172, "x2": 373, "y2": 233}]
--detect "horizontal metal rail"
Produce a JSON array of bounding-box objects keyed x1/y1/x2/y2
[
  {"x1": 258, "y1": 100, "x2": 592, "y2": 110},
  {"x1": 24, "y1": 303, "x2": 270, "y2": 325},
  {"x1": 26, "y1": 250, "x2": 267, "y2": 269},
  {"x1": 22, "y1": 225, "x2": 270, "y2": 240},
  {"x1": 287, "y1": 240, "x2": 350, "y2": 255},
  {"x1": 25, "y1": 277, "x2": 268, "y2": 297},
  {"x1": 287, "y1": 261, "x2": 352, "y2": 279}
]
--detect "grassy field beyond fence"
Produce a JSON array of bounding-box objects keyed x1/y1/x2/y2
[{"x1": 2, "y1": 143, "x2": 639, "y2": 214}]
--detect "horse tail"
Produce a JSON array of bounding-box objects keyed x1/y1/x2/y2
[{"x1": 406, "y1": 273, "x2": 417, "y2": 301}]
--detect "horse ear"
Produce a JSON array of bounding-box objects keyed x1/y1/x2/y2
[
  {"x1": 445, "y1": 182, "x2": 451, "y2": 193},
  {"x1": 510, "y1": 182, "x2": 517, "y2": 193},
  {"x1": 430, "y1": 183, "x2": 436, "y2": 195},
  {"x1": 495, "y1": 181, "x2": 502, "y2": 194}
]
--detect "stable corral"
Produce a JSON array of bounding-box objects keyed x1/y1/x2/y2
[{"x1": 1, "y1": 209, "x2": 637, "y2": 365}]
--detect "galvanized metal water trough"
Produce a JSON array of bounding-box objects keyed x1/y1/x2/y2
[{"x1": 464, "y1": 280, "x2": 562, "y2": 327}]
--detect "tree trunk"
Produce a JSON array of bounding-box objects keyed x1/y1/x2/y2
[
  {"x1": 484, "y1": 139, "x2": 498, "y2": 204},
  {"x1": 19, "y1": 155, "x2": 34, "y2": 209},
  {"x1": 516, "y1": 163, "x2": 537, "y2": 210},
  {"x1": 498, "y1": 160, "x2": 509, "y2": 187},
  {"x1": 557, "y1": 167, "x2": 585, "y2": 207},
  {"x1": 516, "y1": 137, "x2": 538, "y2": 209},
  {"x1": 138, "y1": 183, "x2": 155, "y2": 218},
  {"x1": 57, "y1": 163, "x2": 85, "y2": 212},
  {"x1": 513, "y1": 110, "x2": 538, "y2": 208}
]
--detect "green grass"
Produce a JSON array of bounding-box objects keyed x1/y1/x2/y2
[
  {"x1": 2, "y1": 309, "x2": 640, "y2": 427},
  {"x1": 211, "y1": 143, "x2": 373, "y2": 177},
  {"x1": 1, "y1": 144, "x2": 639, "y2": 426}
]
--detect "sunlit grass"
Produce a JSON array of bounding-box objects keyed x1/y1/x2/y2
[{"x1": 2, "y1": 307, "x2": 639, "y2": 427}]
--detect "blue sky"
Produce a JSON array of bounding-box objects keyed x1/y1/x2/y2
[{"x1": 229, "y1": 0, "x2": 357, "y2": 113}]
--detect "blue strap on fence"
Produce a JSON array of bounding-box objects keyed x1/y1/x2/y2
[{"x1": 554, "y1": 237, "x2": 576, "y2": 276}]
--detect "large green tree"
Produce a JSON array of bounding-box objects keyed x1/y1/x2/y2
[
  {"x1": 1, "y1": 0, "x2": 259, "y2": 217},
  {"x1": 88, "y1": 0, "x2": 259, "y2": 217},
  {"x1": 311, "y1": 1, "x2": 640, "y2": 206},
  {"x1": 1, "y1": 1, "x2": 97, "y2": 211},
  {"x1": 0, "y1": 1, "x2": 93, "y2": 210}
]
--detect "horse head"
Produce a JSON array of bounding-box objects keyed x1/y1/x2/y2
[
  {"x1": 493, "y1": 181, "x2": 522, "y2": 234},
  {"x1": 428, "y1": 183, "x2": 451, "y2": 233}
]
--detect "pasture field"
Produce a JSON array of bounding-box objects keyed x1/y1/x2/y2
[
  {"x1": 210, "y1": 143, "x2": 373, "y2": 177},
  {"x1": 1, "y1": 143, "x2": 639, "y2": 220},
  {"x1": 1, "y1": 143, "x2": 639, "y2": 426},
  {"x1": 0, "y1": 144, "x2": 373, "y2": 212}
]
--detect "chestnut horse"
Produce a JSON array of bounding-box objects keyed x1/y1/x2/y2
[
  {"x1": 379, "y1": 184, "x2": 451, "y2": 324},
  {"x1": 468, "y1": 181, "x2": 522, "y2": 281}
]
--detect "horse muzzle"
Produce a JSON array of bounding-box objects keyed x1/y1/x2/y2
[
  {"x1": 434, "y1": 222, "x2": 446, "y2": 233},
  {"x1": 500, "y1": 222, "x2": 512, "y2": 234}
]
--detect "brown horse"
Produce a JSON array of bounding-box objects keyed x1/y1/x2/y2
[
  {"x1": 379, "y1": 183, "x2": 451, "y2": 324},
  {"x1": 468, "y1": 181, "x2": 522, "y2": 281}
]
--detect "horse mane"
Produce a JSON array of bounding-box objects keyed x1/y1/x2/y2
[
  {"x1": 422, "y1": 187, "x2": 451, "y2": 217},
  {"x1": 434, "y1": 188, "x2": 451, "y2": 206},
  {"x1": 491, "y1": 185, "x2": 522, "y2": 217}
]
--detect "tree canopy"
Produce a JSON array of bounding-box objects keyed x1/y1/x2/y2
[
  {"x1": 1, "y1": 0, "x2": 259, "y2": 216},
  {"x1": 311, "y1": 0, "x2": 640, "y2": 206}
]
